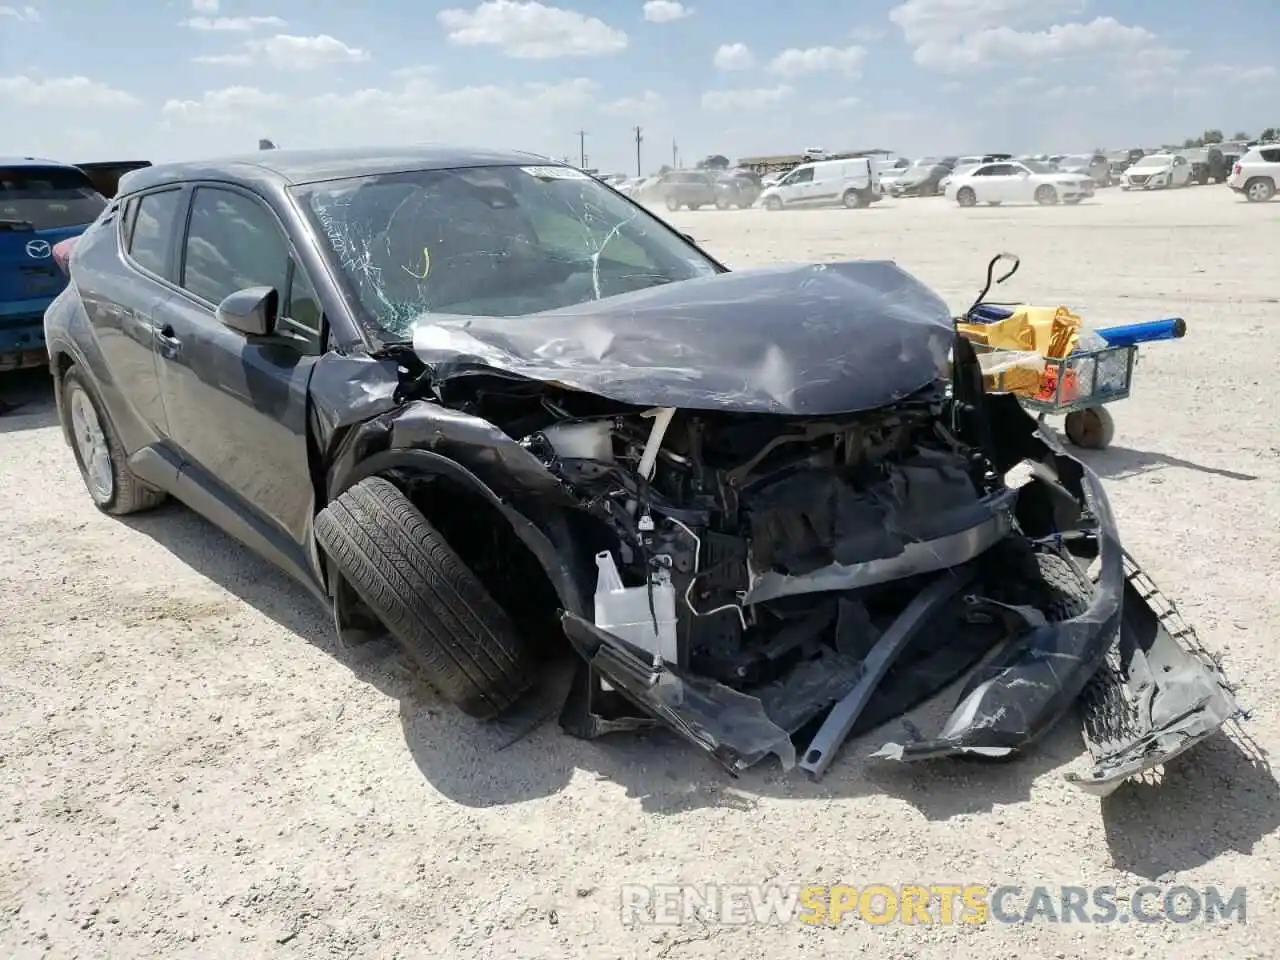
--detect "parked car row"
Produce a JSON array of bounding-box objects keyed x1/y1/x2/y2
[{"x1": 1, "y1": 157, "x2": 147, "y2": 373}]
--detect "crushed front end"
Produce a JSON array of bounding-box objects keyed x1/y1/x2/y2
[{"x1": 532, "y1": 349, "x2": 1239, "y2": 788}]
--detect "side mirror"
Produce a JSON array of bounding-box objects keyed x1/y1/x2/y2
[{"x1": 217, "y1": 285, "x2": 278, "y2": 337}]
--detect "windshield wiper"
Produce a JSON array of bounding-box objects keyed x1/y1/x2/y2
[{"x1": 0, "y1": 218, "x2": 35, "y2": 232}]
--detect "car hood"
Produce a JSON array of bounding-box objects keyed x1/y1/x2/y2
[
  {"x1": 411, "y1": 260, "x2": 956, "y2": 416},
  {"x1": 1127, "y1": 165, "x2": 1170, "y2": 176}
]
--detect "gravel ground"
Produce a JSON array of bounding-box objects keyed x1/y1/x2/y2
[{"x1": 2, "y1": 186, "x2": 1277, "y2": 960}]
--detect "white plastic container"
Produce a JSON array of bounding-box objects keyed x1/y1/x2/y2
[
  {"x1": 593, "y1": 551, "x2": 679, "y2": 665},
  {"x1": 542, "y1": 421, "x2": 613, "y2": 461}
]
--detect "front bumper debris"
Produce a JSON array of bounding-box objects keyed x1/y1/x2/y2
[{"x1": 556, "y1": 437, "x2": 1240, "y2": 794}]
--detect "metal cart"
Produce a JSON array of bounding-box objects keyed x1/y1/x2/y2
[{"x1": 958, "y1": 253, "x2": 1185, "y2": 450}]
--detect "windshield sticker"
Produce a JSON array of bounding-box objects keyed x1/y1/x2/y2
[
  {"x1": 402, "y1": 246, "x2": 431, "y2": 281},
  {"x1": 521, "y1": 166, "x2": 590, "y2": 180}
]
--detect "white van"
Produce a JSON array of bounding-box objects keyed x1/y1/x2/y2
[{"x1": 758, "y1": 157, "x2": 882, "y2": 210}]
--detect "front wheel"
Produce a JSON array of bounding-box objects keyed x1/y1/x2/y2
[
  {"x1": 715, "y1": 197, "x2": 730, "y2": 210},
  {"x1": 61, "y1": 366, "x2": 166, "y2": 516},
  {"x1": 763, "y1": 195, "x2": 783, "y2": 211},
  {"x1": 1064, "y1": 406, "x2": 1116, "y2": 450},
  {"x1": 1035, "y1": 184, "x2": 1058, "y2": 205},
  {"x1": 841, "y1": 189, "x2": 866, "y2": 209},
  {"x1": 956, "y1": 187, "x2": 977, "y2": 207},
  {"x1": 314, "y1": 477, "x2": 537, "y2": 719},
  {"x1": 665, "y1": 196, "x2": 680, "y2": 211}
]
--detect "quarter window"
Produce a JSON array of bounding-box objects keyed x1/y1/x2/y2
[{"x1": 127, "y1": 189, "x2": 183, "y2": 277}]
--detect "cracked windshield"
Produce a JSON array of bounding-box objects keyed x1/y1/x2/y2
[{"x1": 295, "y1": 164, "x2": 719, "y2": 338}]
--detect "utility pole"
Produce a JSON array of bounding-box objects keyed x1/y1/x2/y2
[
  {"x1": 672, "y1": 139, "x2": 679, "y2": 169},
  {"x1": 634, "y1": 126, "x2": 643, "y2": 176},
  {"x1": 576, "y1": 129, "x2": 587, "y2": 168}
]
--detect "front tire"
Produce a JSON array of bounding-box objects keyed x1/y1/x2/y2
[
  {"x1": 1035, "y1": 184, "x2": 1058, "y2": 205},
  {"x1": 956, "y1": 187, "x2": 977, "y2": 207},
  {"x1": 763, "y1": 195, "x2": 783, "y2": 211},
  {"x1": 61, "y1": 366, "x2": 166, "y2": 516},
  {"x1": 314, "y1": 477, "x2": 536, "y2": 719},
  {"x1": 841, "y1": 189, "x2": 866, "y2": 209},
  {"x1": 665, "y1": 196, "x2": 680, "y2": 211},
  {"x1": 1064, "y1": 406, "x2": 1116, "y2": 450}
]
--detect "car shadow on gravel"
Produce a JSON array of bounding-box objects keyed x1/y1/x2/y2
[
  {"x1": 0, "y1": 369, "x2": 57, "y2": 433},
  {"x1": 1099, "y1": 724, "x2": 1277, "y2": 879},
  {"x1": 120, "y1": 502, "x2": 1244, "y2": 823},
  {"x1": 1079, "y1": 445, "x2": 1259, "y2": 482}
]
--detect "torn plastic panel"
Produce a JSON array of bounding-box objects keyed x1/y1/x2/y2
[
  {"x1": 561, "y1": 611, "x2": 798, "y2": 773},
  {"x1": 1065, "y1": 553, "x2": 1241, "y2": 796},
  {"x1": 870, "y1": 395, "x2": 1240, "y2": 790},
  {"x1": 411, "y1": 260, "x2": 956, "y2": 416}
]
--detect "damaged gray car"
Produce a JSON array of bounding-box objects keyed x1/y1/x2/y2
[{"x1": 45, "y1": 147, "x2": 1240, "y2": 794}]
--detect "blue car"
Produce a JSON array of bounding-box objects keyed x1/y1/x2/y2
[{"x1": 0, "y1": 159, "x2": 133, "y2": 372}]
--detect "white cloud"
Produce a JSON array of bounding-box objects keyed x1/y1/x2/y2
[
  {"x1": 768, "y1": 45, "x2": 865, "y2": 77},
  {"x1": 1195, "y1": 64, "x2": 1277, "y2": 83},
  {"x1": 713, "y1": 42, "x2": 754, "y2": 70},
  {"x1": 180, "y1": 15, "x2": 286, "y2": 31},
  {"x1": 701, "y1": 85, "x2": 792, "y2": 111},
  {"x1": 888, "y1": 0, "x2": 1179, "y2": 74},
  {"x1": 162, "y1": 87, "x2": 285, "y2": 124},
  {"x1": 808, "y1": 96, "x2": 860, "y2": 114},
  {"x1": 191, "y1": 0, "x2": 219, "y2": 10},
  {"x1": 0, "y1": 75, "x2": 140, "y2": 108},
  {"x1": 602, "y1": 90, "x2": 663, "y2": 115},
  {"x1": 643, "y1": 1, "x2": 690, "y2": 22},
  {"x1": 0, "y1": 5, "x2": 40, "y2": 22},
  {"x1": 438, "y1": 1, "x2": 627, "y2": 59},
  {"x1": 163, "y1": 75, "x2": 601, "y2": 139},
  {"x1": 195, "y1": 34, "x2": 370, "y2": 70},
  {"x1": 937, "y1": 18, "x2": 1158, "y2": 68}
]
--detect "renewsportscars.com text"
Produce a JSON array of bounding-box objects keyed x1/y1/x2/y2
[{"x1": 619, "y1": 883, "x2": 1248, "y2": 926}]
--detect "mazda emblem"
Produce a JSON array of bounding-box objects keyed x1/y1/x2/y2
[{"x1": 25, "y1": 240, "x2": 51, "y2": 259}]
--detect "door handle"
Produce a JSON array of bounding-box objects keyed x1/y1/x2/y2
[{"x1": 155, "y1": 324, "x2": 182, "y2": 352}]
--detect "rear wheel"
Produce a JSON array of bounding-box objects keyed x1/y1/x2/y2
[
  {"x1": 956, "y1": 187, "x2": 977, "y2": 207},
  {"x1": 314, "y1": 476, "x2": 537, "y2": 719},
  {"x1": 665, "y1": 196, "x2": 680, "y2": 211},
  {"x1": 841, "y1": 189, "x2": 866, "y2": 209},
  {"x1": 715, "y1": 197, "x2": 731, "y2": 210},
  {"x1": 1244, "y1": 177, "x2": 1275, "y2": 202},
  {"x1": 1035, "y1": 184, "x2": 1058, "y2": 205},
  {"x1": 61, "y1": 366, "x2": 166, "y2": 516}
]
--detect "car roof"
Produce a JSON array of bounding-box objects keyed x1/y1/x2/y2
[
  {"x1": 0, "y1": 156, "x2": 84, "y2": 170},
  {"x1": 117, "y1": 144, "x2": 558, "y2": 195}
]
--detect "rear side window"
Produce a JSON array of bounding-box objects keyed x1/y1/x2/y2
[
  {"x1": 127, "y1": 190, "x2": 183, "y2": 277},
  {"x1": 1260, "y1": 148, "x2": 1280, "y2": 164},
  {"x1": 0, "y1": 166, "x2": 108, "y2": 230}
]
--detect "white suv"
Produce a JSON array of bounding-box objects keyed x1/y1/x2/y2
[{"x1": 1227, "y1": 145, "x2": 1280, "y2": 202}]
